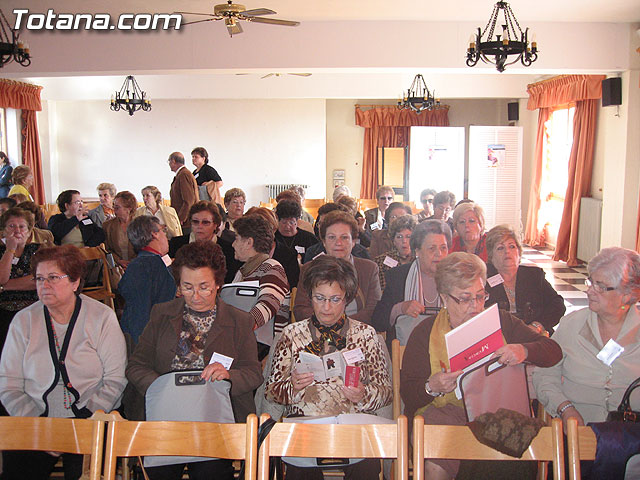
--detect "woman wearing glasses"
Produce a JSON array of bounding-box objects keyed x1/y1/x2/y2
[
  {"x1": 401, "y1": 252, "x2": 561, "y2": 480},
  {"x1": 266, "y1": 255, "x2": 391, "y2": 480},
  {"x1": 533, "y1": 247, "x2": 640, "y2": 431},
  {"x1": 126, "y1": 241, "x2": 262, "y2": 479},
  {"x1": 48, "y1": 190, "x2": 105, "y2": 247},
  {"x1": 0, "y1": 245, "x2": 127, "y2": 480},
  {"x1": 373, "y1": 215, "x2": 416, "y2": 291},
  {"x1": 415, "y1": 188, "x2": 436, "y2": 223}
]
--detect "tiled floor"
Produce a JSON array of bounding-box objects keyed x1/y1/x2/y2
[{"x1": 521, "y1": 245, "x2": 588, "y2": 315}]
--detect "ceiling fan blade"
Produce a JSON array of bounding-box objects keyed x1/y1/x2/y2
[
  {"x1": 182, "y1": 18, "x2": 219, "y2": 25},
  {"x1": 247, "y1": 17, "x2": 300, "y2": 27},
  {"x1": 227, "y1": 21, "x2": 243, "y2": 36},
  {"x1": 261, "y1": 73, "x2": 275, "y2": 79},
  {"x1": 241, "y1": 8, "x2": 276, "y2": 16}
]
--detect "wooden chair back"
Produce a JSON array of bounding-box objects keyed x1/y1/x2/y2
[
  {"x1": 78, "y1": 244, "x2": 115, "y2": 309},
  {"x1": 0, "y1": 414, "x2": 106, "y2": 480},
  {"x1": 103, "y1": 413, "x2": 259, "y2": 480},
  {"x1": 303, "y1": 198, "x2": 325, "y2": 220},
  {"x1": 358, "y1": 199, "x2": 378, "y2": 212},
  {"x1": 412, "y1": 416, "x2": 565, "y2": 480},
  {"x1": 259, "y1": 201, "x2": 276, "y2": 210},
  {"x1": 257, "y1": 414, "x2": 408, "y2": 480},
  {"x1": 391, "y1": 339, "x2": 406, "y2": 420},
  {"x1": 289, "y1": 287, "x2": 297, "y2": 323},
  {"x1": 566, "y1": 417, "x2": 597, "y2": 480}
]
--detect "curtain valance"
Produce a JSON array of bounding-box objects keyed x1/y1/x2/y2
[
  {"x1": 526, "y1": 75, "x2": 605, "y2": 111},
  {"x1": 0, "y1": 79, "x2": 43, "y2": 111},
  {"x1": 355, "y1": 106, "x2": 449, "y2": 128}
]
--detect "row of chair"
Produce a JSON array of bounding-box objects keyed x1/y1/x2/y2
[{"x1": 0, "y1": 411, "x2": 595, "y2": 480}]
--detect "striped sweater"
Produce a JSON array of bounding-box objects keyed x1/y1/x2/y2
[{"x1": 233, "y1": 258, "x2": 291, "y2": 335}]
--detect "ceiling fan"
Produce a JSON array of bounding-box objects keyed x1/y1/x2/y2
[{"x1": 176, "y1": 1, "x2": 300, "y2": 37}]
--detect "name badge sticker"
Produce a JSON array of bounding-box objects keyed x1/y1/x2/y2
[
  {"x1": 82, "y1": 218, "x2": 93, "y2": 225},
  {"x1": 383, "y1": 256, "x2": 399, "y2": 268},
  {"x1": 487, "y1": 274, "x2": 504, "y2": 288},
  {"x1": 342, "y1": 347, "x2": 365, "y2": 365},
  {"x1": 295, "y1": 246, "x2": 305, "y2": 254},
  {"x1": 596, "y1": 339, "x2": 624, "y2": 366},
  {"x1": 209, "y1": 352, "x2": 234, "y2": 370},
  {"x1": 161, "y1": 254, "x2": 172, "y2": 267}
]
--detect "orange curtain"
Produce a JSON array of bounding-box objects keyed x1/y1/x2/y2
[
  {"x1": 355, "y1": 106, "x2": 450, "y2": 199},
  {"x1": 0, "y1": 79, "x2": 42, "y2": 111},
  {"x1": 523, "y1": 107, "x2": 551, "y2": 246},
  {"x1": 21, "y1": 110, "x2": 45, "y2": 204}
]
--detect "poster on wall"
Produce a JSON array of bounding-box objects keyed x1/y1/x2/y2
[
  {"x1": 487, "y1": 144, "x2": 505, "y2": 167},
  {"x1": 428, "y1": 145, "x2": 448, "y2": 162}
]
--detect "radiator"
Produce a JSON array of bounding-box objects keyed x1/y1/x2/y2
[
  {"x1": 265, "y1": 184, "x2": 309, "y2": 199},
  {"x1": 577, "y1": 197, "x2": 602, "y2": 262}
]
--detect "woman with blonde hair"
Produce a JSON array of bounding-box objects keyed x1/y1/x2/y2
[
  {"x1": 450, "y1": 202, "x2": 488, "y2": 262},
  {"x1": 103, "y1": 191, "x2": 138, "y2": 270},
  {"x1": 135, "y1": 185, "x2": 182, "y2": 239},
  {"x1": 8, "y1": 165, "x2": 34, "y2": 202}
]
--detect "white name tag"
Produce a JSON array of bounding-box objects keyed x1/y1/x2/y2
[
  {"x1": 342, "y1": 347, "x2": 365, "y2": 365},
  {"x1": 209, "y1": 352, "x2": 234, "y2": 370},
  {"x1": 81, "y1": 218, "x2": 93, "y2": 225},
  {"x1": 11, "y1": 257, "x2": 19, "y2": 265},
  {"x1": 370, "y1": 223, "x2": 381, "y2": 231},
  {"x1": 487, "y1": 273, "x2": 504, "y2": 288},
  {"x1": 383, "y1": 256, "x2": 398, "y2": 268},
  {"x1": 596, "y1": 339, "x2": 624, "y2": 366},
  {"x1": 161, "y1": 254, "x2": 172, "y2": 267},
  {"x1": 295, "y1": 245, "x2": 305, "y2": 254}
]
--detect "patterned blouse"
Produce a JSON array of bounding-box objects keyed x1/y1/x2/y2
[
  {"x1": 0, "y1": 242, "x2": 40, "y2": 311},
  {"x1": 265, "y1": 317, "x2": 392, "y2": 417},
  {"x1": 171, "y1": 305, "x2": 216, "y2": 371},
  {"x1": 374, "y1": 249, "x2": 415, "y2": 291}
]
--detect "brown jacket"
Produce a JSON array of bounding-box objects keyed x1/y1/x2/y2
[
  {"x1": 126, "y1": 297, "x2": 263, "y2": 421},
  {"x1": 102, "y1": 218, "x2": 136, "y2": 264},
  {"x1": 170, "y1": 166, "x2": 199, "y2": 227},
  {"x1": 293, "y1": 256, "x2": 382, "y2": 326}
]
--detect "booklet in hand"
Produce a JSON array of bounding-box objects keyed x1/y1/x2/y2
[{"x1": 296, "y1": 349, "x2": 363, "y2": 386}]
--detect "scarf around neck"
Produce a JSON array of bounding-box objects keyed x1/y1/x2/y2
[
  {"x1": 239, "y1": 252, "x2": 270, "y2": 278},
  {"x1": 304, "y1": 314, "x2": 347, "y2": 356}
]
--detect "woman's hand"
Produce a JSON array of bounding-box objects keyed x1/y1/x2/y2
[
  {"x1": 201, "y1": 362, "x2": 230, "y2": 382},
  {"x1": 400, "y1": 300, "x2": 425, "y2": 318},
  {"x1": 342, "y1": 383, "x2": 365, "y2": 403},
  {"x1": 559, "y1": 403, "x2": 585, "y2": 431},
  {"x1": 492, "y1": 344, "x2": 528, "y2": 365},
  {"x1": 428, "y1": 370, "x2": 463, "y2": 395},
  {"x1": 116, "y1": 259, "x2": 130, "y2": 270},
  {"x1": 291, "y1": 369, "x2": 314, "y2": 394},
  {"x1": 4, "y1": 233, "x2": 20, "y2": 252},
  {"x1": 357, "y1": 216, "x2": 366, "y2": 231}
]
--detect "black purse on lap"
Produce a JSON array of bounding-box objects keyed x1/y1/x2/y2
[{"x1": 607, "y1": 377, "x2": 640, "y2": 422}]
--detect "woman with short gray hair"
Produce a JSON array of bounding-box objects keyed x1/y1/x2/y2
[
  {"x1": 118, "y1": 216, "x2": 176, "y2": 344},
  {"x1": 534, "y1": 246, "x2": 640, "y2": 430}
]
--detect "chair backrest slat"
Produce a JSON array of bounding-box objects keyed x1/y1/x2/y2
[
  {"x1": 566, "y1": 418, "x2": 597, "y2": 480},
  {"x1": 391, "y1": 339, "x2": 406, "y2": 420}
]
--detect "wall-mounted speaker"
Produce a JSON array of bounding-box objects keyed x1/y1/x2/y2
[
  {"x1": 602, "y1": 77, "x2": 622, "y2": 107},
  {"x1": 507, "y1": 102, "x2": 519, "y2": 121}
]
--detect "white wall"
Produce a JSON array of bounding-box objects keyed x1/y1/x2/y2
[{"x1": 43, "y1": 99, "x2": 327, "y2": 206}]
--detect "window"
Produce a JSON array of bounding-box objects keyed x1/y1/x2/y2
[{"x1": 537, "y1": 105, "x2": 575, "y2": 245}]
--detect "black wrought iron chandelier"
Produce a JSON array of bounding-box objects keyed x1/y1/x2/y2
[
  {"x1": 397, "y1": 74, "x2": 440, "y2": 114},
  {"x1": 110, "y1": 75, "x2": 151, "y2": 116},
  {"x1": 466, "y1": 1, "x2": 538, "y2": 72},
  {"x1": 0, "y1": 9, "x2": 31, "y2": 68}
]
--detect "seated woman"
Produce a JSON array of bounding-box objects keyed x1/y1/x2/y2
[
  {"x1": 368, "y1": 202, "x2": 413, "y2": 258},
  {"x1": 450, "y1": 202, "x2": 488, "y2": 262},
  {"x1": 126, "y1": 241, "x2": 262, "y2": 480},
  {"x1": 8, "y1": 165, "x2": 34, "y2": 202},
  {"x1": 415, "y1": 188, "x2": 436, "y2": 223},
  {"x1": 533, "y1": 247, "x2": 640, "y2": 429},
  {"x1": 87, "y1": 182, "x2": 116, "y2": 228},
  {"x1": 0, "y1": 245, "x2": 127, "y2": 480},
  {"x1": 265, "y1": 255, "x2": 392, "y2": 480},
  {"x1": 103, "y1": 191, "x2": 138, "y2": 271},
  {"x1": 294, "y1": 210, "x2": 381, "y2": 326},
  {"x1": 135, "y1": 185, "x2": 182, "y2": 239},
  {"x1": 222, "y1": 187, "x2": 246, "y2": 234},
  {"x1": 232, "y1": 215, "x2": 290, "y2": 355},
  {"x1": 16, "y1": 200, "x2": 48, "y2": 230},
  {"x1": 401, "y1": 252, "x2": 562, "y2": 480},
  {"x1": 372, "y1": 220, "x2": 450, "y2": 344},
  {"x1": 48, "y1": 190, "x2": 105, "y2": 247},
  {"x1": 374, "y1": 215, "x2": 416, "y2": 290},
  {"x1": 485, "y1": 225, "x2": 565, "y2": 334},
  {"x1": 119, "y1": 215, "x2": 176, "y2": 345},
  {"x1": 0, "y1": 208, "x2": 41, "y2": 365},
  {"x1": 274, "y1": 200, "x2": 319, "y2": 261},
  {"x1": 168, "y1": 201, "x2": 223, "y2": 257}
]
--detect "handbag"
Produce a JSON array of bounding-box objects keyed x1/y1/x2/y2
[{"x1": 607, "y1": 376, "x2": 640, "y2": 422}]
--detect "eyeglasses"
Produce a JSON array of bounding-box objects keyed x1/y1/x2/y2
[
  {"x1": 35, "y1": 274, "x2": 69, "y2": 285},
  {"x1": 448, "y1": 291, "x2": 489, "y2": 307},
  {"x1": 379, "y1": 196, "x2": 393, "y2": 201},
  {"x1": 71, "y1": 200, "x2": 83, "y2": 205},
  {"x1": 279, "y1": 218, "x2": 297, "y2": 226},
  {"x1": 5, "y1": 223, "x2": 29, "y2": 231},
  {"x1": 181, "y1": 284, "x2": 215, "y2": 297},
  {"x1": 191, "y1": 219, "x2": 214, "y2": 226},
  {"x1": 421, "y1": 198, "x2": 434, "y2": 204},
  {"x1": 312, "y1": 294, "x2": 345, "y2": 305},
  {"x1": 585, "y1": 277, "x2": 616, "y2": 293},
  {"x1": 394, "y1": 234, "x2": 411, "y2": 241}
]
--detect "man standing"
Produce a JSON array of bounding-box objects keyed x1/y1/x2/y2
[{"x1": 168, "y1": 151, "x2": 199, "y2": 232}]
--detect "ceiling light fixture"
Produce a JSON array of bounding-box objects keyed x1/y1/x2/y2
[
  {"x1": 110, "y1": 75, "x2": 151, "y2": 116},
  {"x1": 397, "y1": 74, "x2": 440, "y2": 114},
  {"x1": 466, "y1": 1, "x2": 538, "y2": 72},
  {"x1": 0, "y1": 9, "x2": 31, "y2": 68}
]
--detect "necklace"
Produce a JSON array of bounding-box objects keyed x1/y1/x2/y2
[
  {"x1": 49, "y1": 318, "x2": 72, "y2": 410},
  {"x1": 281, "y1": 232, "x2": 298, "y2": 249}
]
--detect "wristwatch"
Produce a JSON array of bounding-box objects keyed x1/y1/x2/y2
[{"x1": 425, "y1": 380, "x2": 445, "y2": 397}]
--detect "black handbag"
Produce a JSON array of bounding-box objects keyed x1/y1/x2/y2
[{"x1": 607, "y1": 377, "x2": 640, "y2": 422}]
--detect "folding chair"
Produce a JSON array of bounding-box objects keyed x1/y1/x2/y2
[
  {"x1": 412, "y1": 415, "x2": 565, "y2": 480},
  {"x1": 0, "y1": 412, "x2": 107, "y2": 480},
  {"x1": 78, "y1": 244, "x2": 115, "y2": 309},
  {"x1": 391, "y1": 339, "x2": 406, "y2": 420},
  {"x1": 566, "y1": 417, "x2": 597, "y2": 480},
  {"x1": 257, "y1": 414, "x2": 408, "y2": 480},
  {"x1": 103, "y1": 412, "x2": 259, "y2": 480}
]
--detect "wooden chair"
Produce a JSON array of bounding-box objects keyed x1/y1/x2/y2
[
  {"x1": 303, "y1": 198, "x2": 325, "y2": 220},
  {"x1": 358, "y1": 199, "x2": 378, "y2": 212},
  {"x1": 412, "y1": 416, "x2": 566, "y2": 480},
  {"x1": 103, "y1": 412, "x2": 259, "y2": 480},
  {"x1": 566, "y1": 417, "x2": 597, "y2": 480},
  {"x1": 0, "y1": 413, "x2": 107, "y2": 480},
  {"x1": 290, "y1": 287, "x2": 297, "y2": 323},
  {"x1": 257, "y1": 414, "x2": 409, "y2": 480},
  {"x1": 78, "y1": 244, "x2": 115, "y2": 310},
  {"x1": 259, "y1": 201, "x2": 275, "y2": 210},
  {"x1": 391, "y1": 339, "x2": 406, "y2": 420}
]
